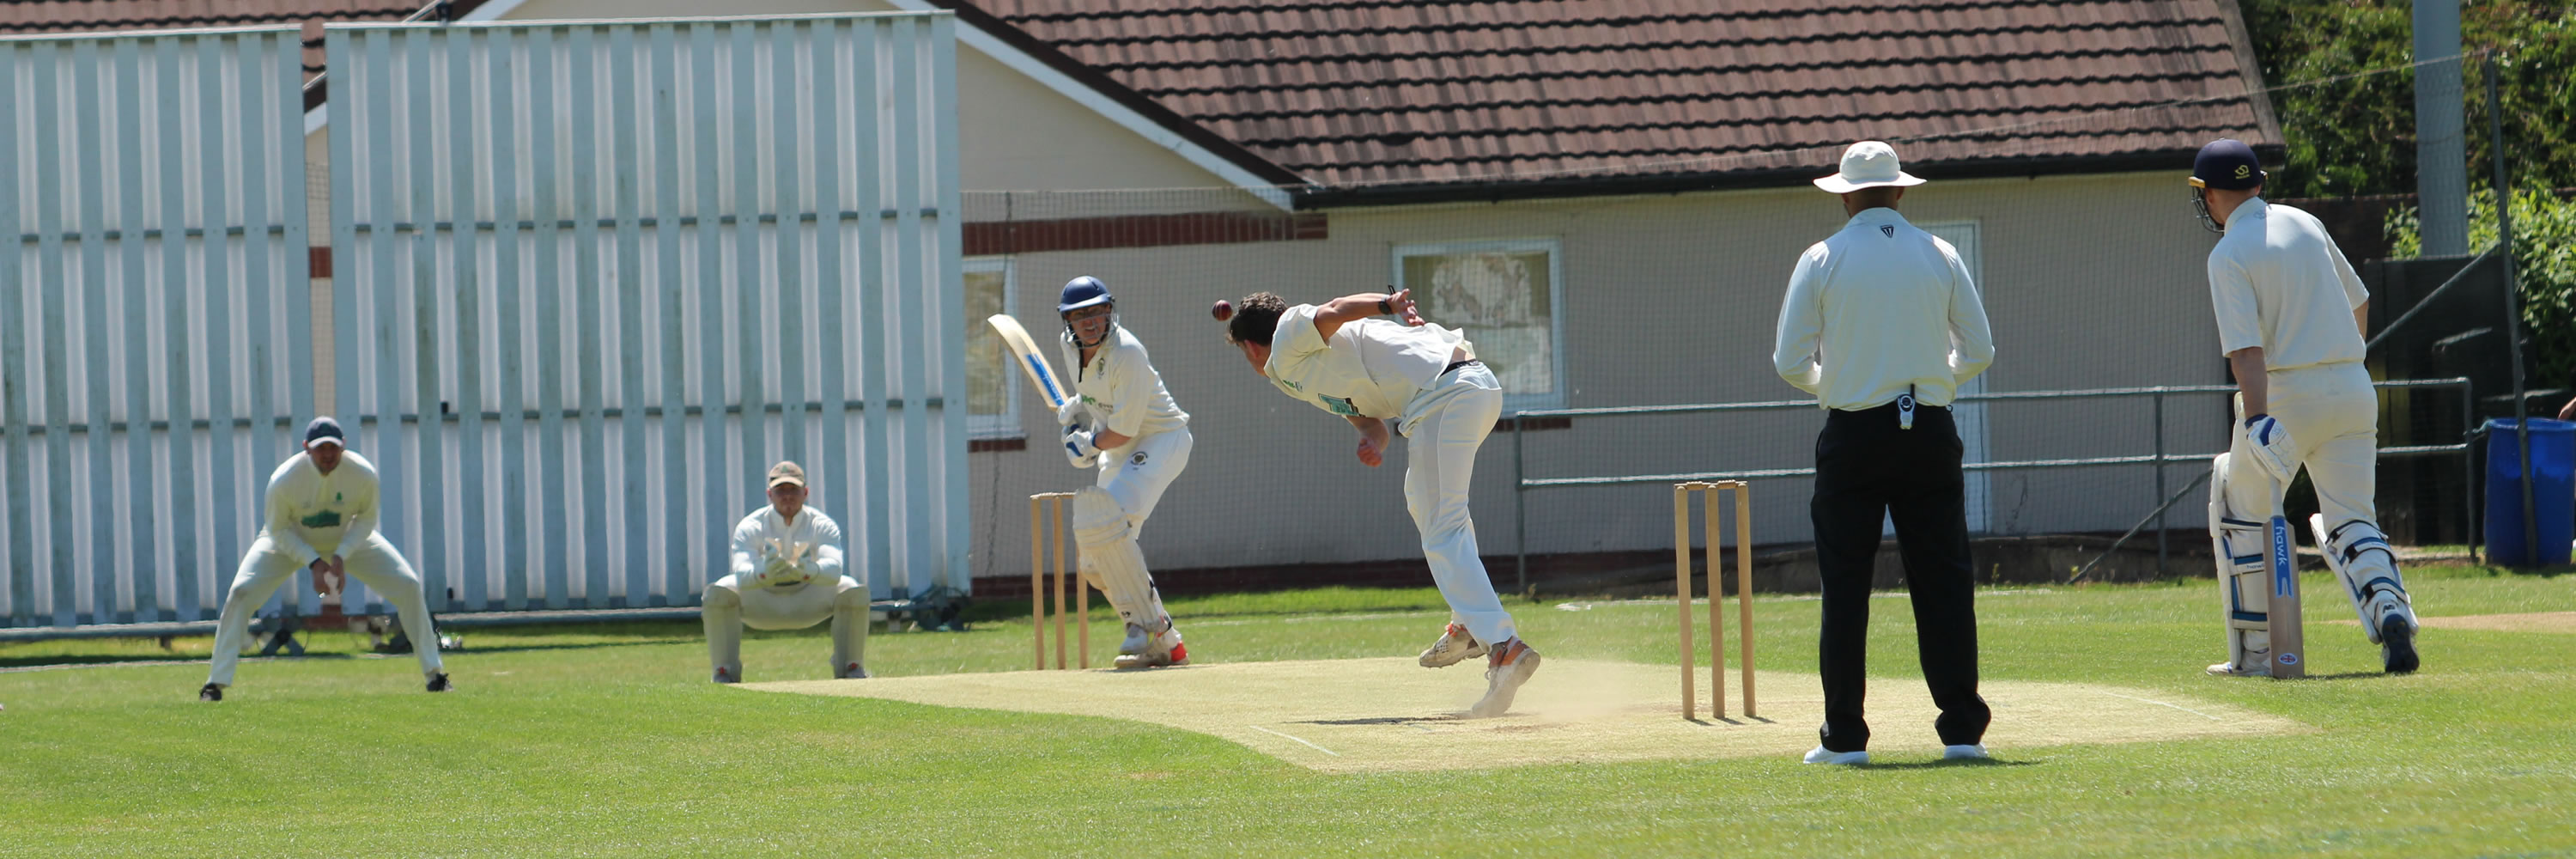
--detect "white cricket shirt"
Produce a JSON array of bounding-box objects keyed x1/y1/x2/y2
[
  {"x1": 2206, "y1": 198, "x2": 2369, "y2": 369},
  {"x1": 728, "y1": 504, "x2": 848, "y2": 586},
  {"x1": 1772, "y1": 208, "x2": 1996, "y2": 410},
  {"x1": 261, "y1": 449, "x2": 384, "y2": 564},
  {"x1": 1058, "y1": 326, "x2": 1189, "y2": 438},
  {"x1": 1265, "y1": 303, "x2": 1472, "y2": 421}
]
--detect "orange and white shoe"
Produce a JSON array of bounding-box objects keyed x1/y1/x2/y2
[
  {"x1": 1469, "y1": 638, "x2": 1540, "y2": 717},
  {"x1": 1116, "y1": 623, "x2": 1188, "y2": 669},
  {"x1": 1417, "y1": 623, "x2": 1489, "y2": 668}
]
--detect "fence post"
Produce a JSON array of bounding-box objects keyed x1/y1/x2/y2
[
  {"x1": 2486, "y1": 55, "x2": 2537, "y2": 565},
  {"x1": 1514, "y1": 412, "x2": 1528, "y2": 593},
  {"x1": 2154, "y1": 390, "x2": 2167, "y2": 576}
]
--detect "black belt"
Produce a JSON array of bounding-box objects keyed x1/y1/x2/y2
[{"x1": 1442, "y1": 358, "x2": 1482, "y2": 375}]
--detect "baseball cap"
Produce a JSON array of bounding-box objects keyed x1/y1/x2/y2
[
  {"x1": 303, "y1": 417, "x2": 346, "y2": 450},
  {"x1": 2190, "y1": 138, "x2": 2266, "y2": 191},
  {"x1": 767, "y1": 460, "x2": 806, "y2": 489}
]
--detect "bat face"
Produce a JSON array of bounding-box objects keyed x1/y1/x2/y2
[
  {"x1": 986, "y1": 314, "x2": 1069, "y2": 410},
  {"x1": 2267, "y1": 515, "x2": 2304, "y2": 678}
]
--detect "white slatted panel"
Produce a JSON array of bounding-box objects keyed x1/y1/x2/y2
[
  {"x1": 325, "y1": 12, "x2": 965, "y2": 612},
  {"x1": 0, "y1": 28, "x2": 311, "y2": 629}
]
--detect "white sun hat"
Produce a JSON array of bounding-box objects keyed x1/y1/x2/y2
[{"x1": 1812, "y1": 141, "x2": 1927, "y2": 193}]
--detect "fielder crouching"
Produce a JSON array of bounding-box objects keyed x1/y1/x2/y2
[
  {"x1": 703, "y1": 461, "x2": 870, "y2": 683},
  {"x1": 200, "y1": 417, "x2": 449, "y2": 701},
  {"x1": 2190, "y1": 138, "x2": 2419, "y2": 677}
]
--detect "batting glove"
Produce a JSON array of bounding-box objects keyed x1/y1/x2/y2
[
  {"x1": 1063, "y1": 424, "x2": 1103, "y2": 469},
  {"x1": 1055, "y1": 396, "x2": 1086, "y2": 427},
  {"x1": 2240, "y1": 414, "x2": 2299, "y2": 487}
]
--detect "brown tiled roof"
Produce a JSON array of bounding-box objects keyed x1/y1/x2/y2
[
  {"x1": 0, "y1": 2, "x2": 460, "y2": 88},
  {"x1": 967, "y1": 0, "x2": 2280, "y2": 194}
]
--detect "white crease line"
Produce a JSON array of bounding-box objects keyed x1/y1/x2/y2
[
  {"x1": 1249, "y1": 724, "x2": 1340, "y2": 757},
  {"x1": 2093, "y1": 690, "x2": 2223, "y2": 722}
]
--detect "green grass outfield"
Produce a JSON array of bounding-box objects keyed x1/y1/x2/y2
[{"x1": 3, "y1": 564, "x2": 2572, "y2": 857}]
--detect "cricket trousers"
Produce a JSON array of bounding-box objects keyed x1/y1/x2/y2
[{"x1": 1810, "y1": 400, "x2": 1989, "y2": 752}]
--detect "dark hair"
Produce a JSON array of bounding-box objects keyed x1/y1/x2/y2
[{"x1": 1226, "y1": 292, "x2": 1288, "y2": 347}]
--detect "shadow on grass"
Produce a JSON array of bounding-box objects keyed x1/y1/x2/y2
[
  {"x1": 1849, "y1": 758, "x2": 2038, "y2": 771},
  {"x1": 0, "y1": 652, "x2": 358, "y2": 670}
]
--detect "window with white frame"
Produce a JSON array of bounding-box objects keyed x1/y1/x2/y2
[
  {"x1": 1392, "y1": 239, "x2": 1566, "y2": 411},
  {"x1": 963, "y1": 258, "x2": 1018, "y2": 438}
]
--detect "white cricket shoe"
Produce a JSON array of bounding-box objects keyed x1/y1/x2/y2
[
  {"x1": 1115, "y1": 623, "x2": 1151, "y2": 657},
  {"x1": 1943, "y1": 744, "x2": 1990, "y2": 760},
  {"x1": 1115, "y1": 621, "x2": 1187, "y2": 669},
  {"x1": 1468, "y1": 639, "x2": 1540, "y2": 717},
  {"x1": 1802, "y1": 746, "x2": 1868, "y2": 765},
  {"x1": 1418, "y1": 623, "x2": 1489, "y2": 668},
  {"x1": 2205, "y1": 661, "x2": 2269, "y2": 677}
]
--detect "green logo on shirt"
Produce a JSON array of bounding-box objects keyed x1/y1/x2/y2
[
  {"x1": 301, "y1": 511, "x2": 343, "y2": 529},
  {"x1": 1321, "y1": 395, "x2": 1360, "y2": 417}
]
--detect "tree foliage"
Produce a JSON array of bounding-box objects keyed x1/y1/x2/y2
[
  {"x1": 2388, "y1": 187, "x2": 2576, "y2": 389},
  {"x1": 2235, "y1": 1, "x2": 2575, "y2": 198}
]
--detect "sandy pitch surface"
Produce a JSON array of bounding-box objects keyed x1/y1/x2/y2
[
  {"x1": 2329, "y1": 611, "x2": 2576, "y2": 634},
  {"x1": 745, "y1": 658, "x2": 2302, "y2": 772}
]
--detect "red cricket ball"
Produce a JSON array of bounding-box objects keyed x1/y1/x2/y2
[{"x1": 1211, "y1": 300, "x2": 1234, "y2": 321}]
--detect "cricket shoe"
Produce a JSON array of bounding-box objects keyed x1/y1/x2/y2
[
  {"x1": 1417, "y1": 623, "x2": 1488, "y2": 668},
  {"x1": 2205, "y1": 661, "x2": 2269, "y2": 678},
  {"x1": 713, "y1": 667, "x2": 739, "y2": 685},
  {"x1": 1942, "y1": 744, "x2": 1990, "y2": 760},
  {"x1": 1114, "y1": 623, "x2": 1151, "y2": 661},
  {"x1": 2379, "y1": 615, "x2": 2420, "y2": 674},
  {"x1": 836, "y1": 662, "x2": 872, "y2": 679},
  {"x1": 1802, "y1": 746, "x2": 1868, "y2": 765},
  {"x1": 197, "y1": 683, "x2": 223, "y2": 703},
  {"x1": 426, "y1": 673, "x2": 453, "y2": 692},
  {"x1": 1116, "y1": 624, "x2": 1188, "y2": 669},
  {"x1": 1468, "y1": 639, "x2": 1540, "y2": 718}
]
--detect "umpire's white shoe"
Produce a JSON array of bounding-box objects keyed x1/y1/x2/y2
[
  {"x1": 1468, "y1": 639, "x2": 1540, "y2": 717},
  {"x1": 1802, "y1": 746, "x2": 1868, "y2": 765},
  {"x1": 1418, "y1": 623, "x2": 1489, "y2": 668},
  {"x1": 1943, "y1": 744, "x2": 1990, "y2": 760},
  {"x1": 2206, "y1": 661, "x2": 2268, "y2": 678}
]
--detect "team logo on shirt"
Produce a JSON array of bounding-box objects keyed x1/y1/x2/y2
[
  {"x1": 1321, "y1": 395, "x2": 1360, "y2": 417},
  {"x1": 301, "y1": 511, "x2": 343, "y2": 529},
  {"x1": 1880, "y1": 225, "x2": 1895, "y2": 237}
]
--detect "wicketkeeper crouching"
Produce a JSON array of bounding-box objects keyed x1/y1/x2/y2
[{"x1": 702, "y1": 461, "x2": 871, "y2": 683}]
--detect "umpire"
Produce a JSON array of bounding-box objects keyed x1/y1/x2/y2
[{"x1": 1771, "y1": 141, "x2": 1996, "y2": 765}]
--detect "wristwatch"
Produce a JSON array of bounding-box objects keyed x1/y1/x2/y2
[{"x1": 1377, "y1": 297, "x2": 1394, "y2": 315}]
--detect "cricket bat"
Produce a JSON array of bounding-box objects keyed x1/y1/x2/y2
[
  {"x1": 2266, "y1": 515, "x2": 2305, "y2": 679},
  {"x1": 985, "y1": 314, "x2": 1070, "y2": 411}
]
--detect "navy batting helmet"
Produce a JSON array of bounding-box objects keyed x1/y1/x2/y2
[
  {"x1": 2189, "y1": 139, "x2": 2265, "y2": 191},
  {"x1": 1057, "y1": 277, "x2": 1113, "y2": 314}
]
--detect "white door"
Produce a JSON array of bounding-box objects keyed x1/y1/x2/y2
[{"x1": 1883, "y1": 221, "x2": 1992, "y2": 535}]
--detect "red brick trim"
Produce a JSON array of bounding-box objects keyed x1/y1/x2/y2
[{"x1": 965, "y1": 210, "x2": 1326, "y2": 256}]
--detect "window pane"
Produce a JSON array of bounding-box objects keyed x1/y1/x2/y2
[
  {"x1": 1402, "y1": 248, "x2": 1555, "y2": 398},
  {"x1": 964, "y1": 269, "x2": 1008, "y2": 417}
]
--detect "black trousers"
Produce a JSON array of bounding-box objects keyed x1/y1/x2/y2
[{"x1": 1810, "y1": 400, "x2": 1990, "y2": 752}]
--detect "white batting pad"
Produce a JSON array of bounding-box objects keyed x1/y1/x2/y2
[
  {"x1": 1071, "y1": 486, "x2": 1165, "y2": 629},
  {"x1": 2310, "y1": 515, "x2": 2416, "y2": 642}
]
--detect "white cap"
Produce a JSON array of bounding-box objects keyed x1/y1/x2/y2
[{"x1": 1813, "y1": 141, "x2": 1927, "y2": 193}]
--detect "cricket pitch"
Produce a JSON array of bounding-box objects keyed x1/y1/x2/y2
[{"x1": 745, "y1": 657, "x2": 2304, "y2": 773}]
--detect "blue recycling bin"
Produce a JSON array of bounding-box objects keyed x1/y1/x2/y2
[{"x1": 2482, "y1": 417, "x2": 2576, "y2": 567}]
